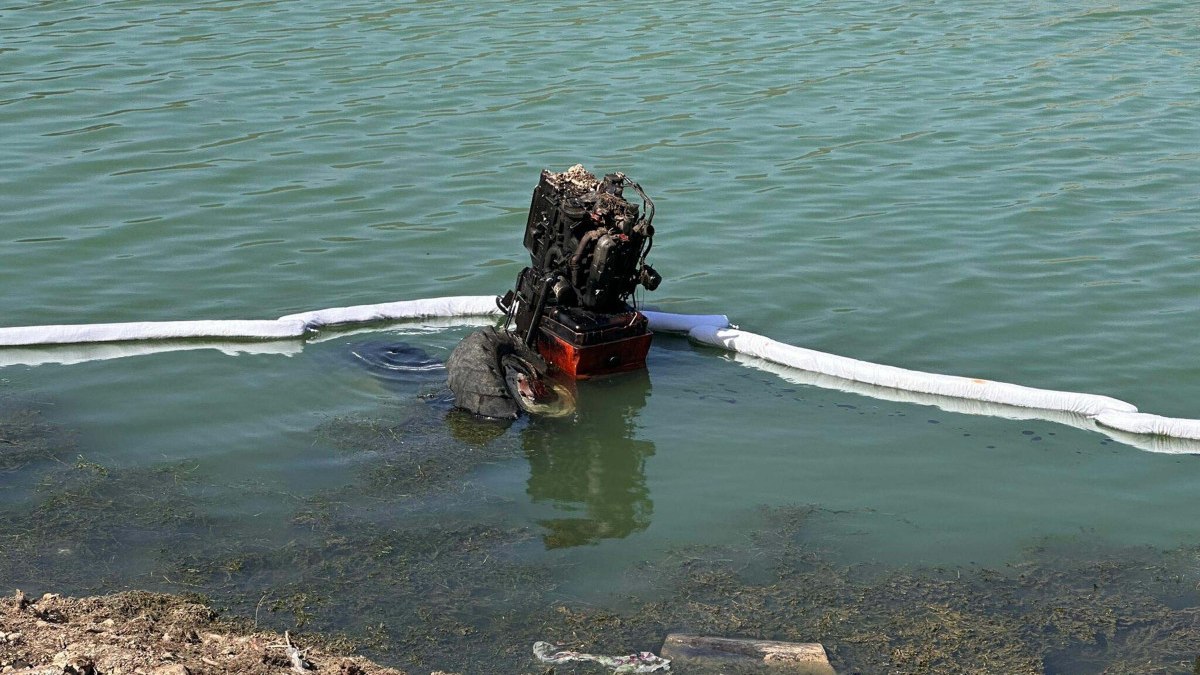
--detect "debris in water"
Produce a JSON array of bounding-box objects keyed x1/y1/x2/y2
[
  {"x1": 532, "y1": 640, "x2": 670, "y2": 673},
  {"x1": 660, "y1": 634, "x2": 835, "y2": 674},
  {"x1": 446, "y1": 326, "x2": 571, "y2": 420}
]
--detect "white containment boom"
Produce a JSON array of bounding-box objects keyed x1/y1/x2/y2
[{"x1": 1, "y1": 296, "x2": 1198, "y2": 447}]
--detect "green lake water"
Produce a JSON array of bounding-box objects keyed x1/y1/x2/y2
[{"x1": 3, "y1": 1, "x2": 1200, "y2": 671}]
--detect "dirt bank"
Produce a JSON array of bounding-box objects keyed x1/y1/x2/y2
[{"x1": 0, "y1": 590, "x2": 414, "y2": 675}]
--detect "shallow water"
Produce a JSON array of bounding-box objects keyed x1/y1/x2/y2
[{"x1": 3, "y1": 0, "x2": 1200, "y2": 670}]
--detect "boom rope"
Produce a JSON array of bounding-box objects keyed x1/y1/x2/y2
[{"x1": 0, "y1": 296, "x2": 1195, "y2": 446}]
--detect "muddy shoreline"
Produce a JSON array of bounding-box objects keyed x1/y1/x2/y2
[{"x1": 0, "y1": 589, "x2": 413, "y2": 675}]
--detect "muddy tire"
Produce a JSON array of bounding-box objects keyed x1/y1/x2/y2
[{"x1": 446, "y1": 327, "x2": 546, "y2": 419}]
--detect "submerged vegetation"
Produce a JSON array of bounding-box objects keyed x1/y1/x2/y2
[
  {"x1": 0, "y1": 402, "x2": 75, "y2": 473},
  {"x1": 3, "y1": 400, "x2": 1200, "y2": 673}
]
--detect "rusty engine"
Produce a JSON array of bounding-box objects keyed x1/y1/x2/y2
[
  {"x1": 500, "y1": 165, "x2": 661, "y2": 379},
  {"x1": 448, "y1": 165, "x2": 660, "y2": 419}
]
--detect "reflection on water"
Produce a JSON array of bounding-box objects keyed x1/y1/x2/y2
[{"x1": 522, "y1": 371, "x2": 654, "y2": 548}]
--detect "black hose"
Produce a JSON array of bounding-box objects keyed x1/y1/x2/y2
[{"x1": 523, "y1": 273, "x2": 559, "y2": 348}]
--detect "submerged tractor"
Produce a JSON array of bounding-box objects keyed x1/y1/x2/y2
[{"x1": 447, "y1": 165, "x2": 661, "y2": 418}]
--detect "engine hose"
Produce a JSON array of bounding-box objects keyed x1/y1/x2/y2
[
  {"x1": 570, "y1": 229, "x2": 604, "y2": 267},
  {"x1": 522, "y1": 274, "x2": 560, "y2": 348}
]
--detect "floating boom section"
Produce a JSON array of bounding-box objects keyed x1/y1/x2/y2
[{"x1": 3, "y1": 298, "x2": 1200, "y2": 446}]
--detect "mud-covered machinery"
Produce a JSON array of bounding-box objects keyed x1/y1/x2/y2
[
  {"x1": 500, "y1": 165, "x2": 661, "y2": 379},
  {"x1": 448, "y1": 165, "x2": 662, "y2": 419}
]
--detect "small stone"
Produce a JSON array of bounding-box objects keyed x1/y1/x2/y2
[
  {"x1": 65, "y1": 657, "x2": 98, "y2": 675},
  {"x1": 41, "y1": 593, "x2": 60, "y2": 602},
  {"x1": 102, "y1": 618, "x2": 116, "y2": 627},
  {"x1": 150, "y1": 665, "x2": 190, "y2": 675}
]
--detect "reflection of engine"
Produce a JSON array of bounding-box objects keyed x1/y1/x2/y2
[
  {"x1": 500, "y1": 165, "x2": 661, "y2": 379},
  {"x1": 522, "y1": 370, "x2": 654, "y2": 548}
]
